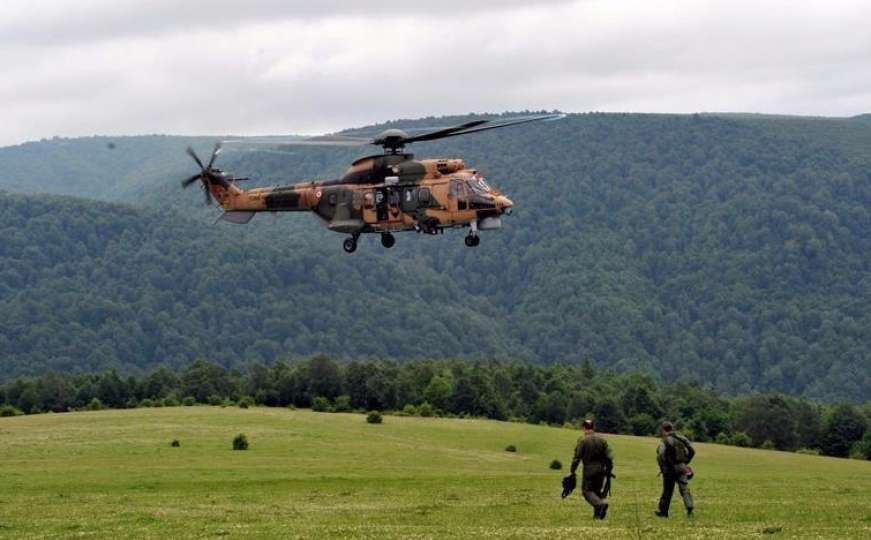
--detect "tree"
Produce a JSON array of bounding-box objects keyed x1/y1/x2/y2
[
  {"x1": 734, "y1": 394, "x2": 798, "y2": 450},
  {"x1": 821, "y1": 405, "x2": 867, "y2": 458}
]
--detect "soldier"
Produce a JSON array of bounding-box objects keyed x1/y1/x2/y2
[
  {"x1": 569, "y1": 419, "x2": 614, "y2": 519},
  {"x1": 655, "y1": 421, "x2": 695, "y2": 518}
]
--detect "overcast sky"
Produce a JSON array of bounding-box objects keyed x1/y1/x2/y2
[{"x1": 1, "y1": 0, "x2": 869, "y2": 146}]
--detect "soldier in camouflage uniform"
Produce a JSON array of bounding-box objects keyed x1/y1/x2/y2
[
  {"x1": 570, "y1": 419, "x2": 614, "y2": 519},
  {"x1": 655, "y1": 421, "x2": 695, "y2": 518}
]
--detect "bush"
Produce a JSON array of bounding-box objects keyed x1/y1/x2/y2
[
  {"x1": 731, "y1": 432, "x2": 753, "y2": 447},
  {"x1": 207, "y1": 395, "x2": 222, "y2": 406},
  {"x1": 333, "y1": 395, "x2": 352, "y2": 412},
  {"x1": 761, "y1": 439, "x2": 777, "y2": 450},
  {"x1": 163, "y1": 397, "x2": 179, "y2": 407},
  {"x1": 549, "y1": 459, "x2": 563, "y2": 470},
  {"x1": 402, "y1": 404, "x2": 418, "y2": 416},
  {"x1": 125, "y1": 399, "x2": 139, "y2": 409},
  {"x1": 796, "y1": 448, "x2": 821, "y2": 456},
  {"x1": 851, "y1": 433, "x2": 871, "y2": 460},
  {"x1": 170, "y1": 439, "x2": 180, "y2": 447},
  {"x1": 88, "y1": 398, "x2": 102, "y2": 411},
  {"x1": 238, "y1": 396, "x2": 254, "y2": 409},
  {"x1": 140, "y1": 398, "x2": 154, "y2": 408},
  {"x1": 182, "y1": 396, "x2": 196, "y2": 406},
  {"x1": 232, "y1": 434, "x2": 249, "y2": 451},
  {"x1": 715, "y1": 432, "x2": 731, "y2": 445},
  {"x1": 311, "y1": 396, "x2": 331, "y2": 412},
  {"x1": 418, "y1": 402, "x2": 434, "y2": 417},
  {"x1": 366, "y1": 411, "x2": 383, "y2": 424},
  {"x1": 153, "y1": 399, "x2": 164, "y2": 408},
  {"x1": 505, "y1": 445, "x2": 517, "y2": 452},
  {"x1": 629, "y1": 413, "x2": 658, "y2": 436},
  {"x1": 0, "y1": 405, "x2": 22, "y2": 417}
]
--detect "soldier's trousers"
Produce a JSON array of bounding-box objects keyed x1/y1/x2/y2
[
  {"x1": 582, "y1": 472, "x2": 607, "y2": 510},
  {"x1": 658, "y1": 472, "x2": 693, "y2": 514}
]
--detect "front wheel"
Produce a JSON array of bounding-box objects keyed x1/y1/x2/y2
[
  {"x1": 343, "y1": 237, "x2": 357, "y2": 253},
  {"x1": 464, "y1": 235, "x2": 480, "y2": 247},
  {"x1": 381, "y1": 232, "x2": 395, "y2": 248}
]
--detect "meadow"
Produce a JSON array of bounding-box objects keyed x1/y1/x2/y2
[{"x1": 1, "y1": 407, "x2": 869, "y2": 538}]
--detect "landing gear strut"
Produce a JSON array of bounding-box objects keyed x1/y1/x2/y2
[
  {"x1": 381, "y1": 232, "x2": 395, "y2": 249},
  {"x1": 465, "y1": 220, "x2": 480, "y2": 247},
  {"x1": 343, "y1": 233, "x2": 360, "y2": 254}
]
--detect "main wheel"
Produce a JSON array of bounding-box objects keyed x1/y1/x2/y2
[
  {"x1": 381, "y1": 232, "x2": 395, "y2": 248},
  {"x1": 465, "y1": 235, "x2": 479, "y2": 247},
  {"x1": 343, "y1": 237, "x2": 357, "y2": 253}
]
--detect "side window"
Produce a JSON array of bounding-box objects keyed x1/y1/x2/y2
[
  {"x1": 418, "y1": 187, "x2": 431, "y2": 204},
  {"x1": 450, "y1": 181, "x2": 467, "y2": 210},
  {"x1": 328, "y1": 192, "x2": 338, "y2": 205}
]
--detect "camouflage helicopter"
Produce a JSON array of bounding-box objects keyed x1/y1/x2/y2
[{"x1": 182, "y1": 113, "x2": 564, "y2": 253}]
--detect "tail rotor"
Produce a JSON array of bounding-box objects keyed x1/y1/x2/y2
[{"x1": 182, "y1": 143, "x2": 224, "y2": 205}]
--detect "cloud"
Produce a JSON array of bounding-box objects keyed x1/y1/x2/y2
[{"x1": 1, "y1": 0, "x2": 870, "y2": 146}]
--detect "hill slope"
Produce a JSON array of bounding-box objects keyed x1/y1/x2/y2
[
  {"x1": 3, "y1": 113, "x2": 871, "y2": 401},
  {"x1": 1, "y1": 408, "x2": 869, "y2": 538}
]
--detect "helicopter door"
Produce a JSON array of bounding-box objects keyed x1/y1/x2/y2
[
  {"x1": 387, "y1": 187, "x2": 402, "y2": 221},
  {"x1": 450, "y1": 180, "x2": 468, "y2": 211}
]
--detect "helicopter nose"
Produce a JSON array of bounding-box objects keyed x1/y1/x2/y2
[{"x1": 498, "y1": 196, "x2": 514, "y2": 215}]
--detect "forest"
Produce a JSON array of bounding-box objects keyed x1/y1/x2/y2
[
  {"x1": 1, "y1": 357, "x2": 869, "y2": 460},
  {"x1": 2, "y1": 112, "x2": 871, "y2": 402}
]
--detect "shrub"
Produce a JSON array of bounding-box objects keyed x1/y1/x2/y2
[
  {"x1": 163, "y1": 397, "x2": 179, "y2": 407},
  {"x1": 182, "y1": 396, "x2": 196, "y2": 406},
  {"x1": 238, "y1": 396, "x2": 254, "y2": 409},
  {"x1": 311, "y1": 396, "x2": 331, "y2": 412},
  {"x1": 761, "y1": 440, "x2": 776, "y2": 450},
  {"x1": 207, "y1": 395, "x2": 222, "y2": 406},
  {"x1": 715, "y1": 432, "x2": 731, "y2": 445},
  {"x1": 153, "y1": 399, "x2": 164, "y2": 408},
  {"x1": 233, "y1": 434, "x2": 249, "y2": 451},
  {"x1": 87, "y1": 398, "x2": 103, "y2": 411},
  {"x1": 796, "y1": 448, "x2": 821, "y2": 456},
  {"x1": 549, "y1": 459, "x2": 563, "y2": 470},
  {"x1": 731, "y1": 431, "x2": 753, "y2": 447},
  {"x1": 170, "y1": 439, "x2": 180, "y2": 447},
  {"x1": 418, "y1": 402, "x2": 434, "y2": 417},
  {"x1": 402, "y1": 404, "x2": 418, "y2": 416},
  {"x1": 366, "y1": 411, "x2": 383, "y2": 424},
  {"x1": 140, "y1": 398, "x2": 154, "y2": 408},
  {"x1": 0, "y1": 405, "x2": 22, "y2": 417},
  {"x1": 125, "y1": 399, "x2": 139, "y2": 409},
  {"x1": 333, "y1": 395, "x2": 352, "y2": 412},
  {"x1": 505, "y1": 445, "x2": 517, "y2": 452}
]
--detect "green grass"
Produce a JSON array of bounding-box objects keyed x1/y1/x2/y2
[{"x1": 1, "y1": 408, "x2": 869, "y2": 538}]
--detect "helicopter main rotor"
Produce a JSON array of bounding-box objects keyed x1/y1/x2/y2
[{"x1": 224, "y1": 113, "x2": 565, "y2": 154}]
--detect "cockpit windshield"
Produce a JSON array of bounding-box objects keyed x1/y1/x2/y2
[{"x1": 467, "y1": 175, "x2": 492, "y2": 195}]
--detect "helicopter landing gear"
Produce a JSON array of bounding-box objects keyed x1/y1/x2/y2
[
  {"x1": 465, "y1": 220, "x2": 480, "y2": 247},
  {"x1": 381, "y1": 232, "x2": 395, "y2": 249},
  {"x1": 343, "y1": 233, "x2": 360, "y2": 254}
]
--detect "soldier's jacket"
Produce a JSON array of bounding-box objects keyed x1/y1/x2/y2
[
  {"x1": 658, "y1": 433, "x2": 695, "y2": 475},
  {"x1": 571, "y1": 433, "x2": 613, "y2": 477}
]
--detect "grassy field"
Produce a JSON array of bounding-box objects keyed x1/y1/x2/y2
[{"x1": 1, "y1": 407, "x2": 869, "y2": 539}]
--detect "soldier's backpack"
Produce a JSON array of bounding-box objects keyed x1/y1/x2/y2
[{"x1": 672, "y1": 434, "x2": 695, "y2": 464}]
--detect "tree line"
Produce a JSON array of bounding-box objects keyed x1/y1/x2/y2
[{"x1": 2, "y1": 356, "x2": 869, "y2": 460}]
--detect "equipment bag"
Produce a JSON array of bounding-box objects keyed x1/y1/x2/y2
[{"x1": 672, "y1": 434, "x2": 695, "y2": 464}]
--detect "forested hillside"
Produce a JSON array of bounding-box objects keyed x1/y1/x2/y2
[{"x1": 2, "y1": 113, "x2": 871, "y2": 401}]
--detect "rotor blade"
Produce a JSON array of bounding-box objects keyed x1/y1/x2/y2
[
  {"x1": 203, "y1": 185, "x2": 212, "y2": 206},
  {"x1": 400, "y1": 120, "x2": 489, "y2": 144},
  {"x1": 186, "y1": 146, "x2": 206, "y2": 170},
  {"x1": 405, "y1": 114, "x2": 565, "y2": 143},
  {"x1": 223, "y1": 135, "x2": 373, "y2": 147},
  {"x1": 206, "y1": 142, "x2": 223, "y2": 170},
  {"x1": 181, "y1": 174, "x2": 201, "y2": 188}
]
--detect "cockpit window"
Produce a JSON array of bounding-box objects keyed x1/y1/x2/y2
[{"x1": 467, "y1": 176, "x2": 491, "y2": 195}]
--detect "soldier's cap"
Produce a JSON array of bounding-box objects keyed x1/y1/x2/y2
[
  {"x1": 661, "y1": 421, "x2": 674, "y2": 433},
  {"x1": 582, "y1": 419, "x2": 594, "y2": 430}
]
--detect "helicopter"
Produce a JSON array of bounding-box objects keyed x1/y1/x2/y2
[{"x1": 182, "y1": 113, "x2": 564, "y2": 253}]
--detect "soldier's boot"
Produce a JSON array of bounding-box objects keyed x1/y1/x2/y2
[
  {"x1": 654, "y1": 510, "x2": 668, "y2": 518},
  {"x1": 598, "y1": 503, "x2": 609, "y2": 520},
  {"x1": 687, "y1": 507, "x2": 694, "y2": 518}
]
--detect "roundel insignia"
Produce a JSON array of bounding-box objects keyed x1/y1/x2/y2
[{"x1": 315, "y1": 189, "x2": 322, "y2": 199}]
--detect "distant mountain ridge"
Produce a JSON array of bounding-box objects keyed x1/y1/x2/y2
[{"x1": 2, "y1": 112, "x2": 871, "y2": 401}]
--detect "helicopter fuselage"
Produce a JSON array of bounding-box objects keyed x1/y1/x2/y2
[{"x1": 209, "y1": 153, "x2": 514, "y2": 242}]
